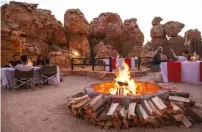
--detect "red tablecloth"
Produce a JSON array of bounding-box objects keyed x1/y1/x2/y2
[
  {"x1": 125, "y1": 58, "x2": 132, "y2": 68},
  {"x1": 167, "y1": 62, "x2": 182, "y2": 82}
]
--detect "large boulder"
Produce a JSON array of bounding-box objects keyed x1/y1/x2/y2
[
  {"x1": 152, "y1": 17, "x2": 163, "y2": 26},
  {"x1": 94, "y1": 41, "x2": 119, "y2": 58},
  {"x1": 1, "y1": 21, "x2": 25, "y2": 66},
  {"x1": 167, "y1": 35, "x2": 185, "y2": 56},
  {"x1": 1, "y1": 1, "x2": 67, "y2": 65},
  {"x1": 127, "y1": 46, "x2": 143, "y2": 57},
  {"x1": 89, "y1": 12, "x2": 122, "y2": 38},
  {"x1": 184, "y1": 29, "x2": 202, "y2": 56},
  {"x1": 64, "y1": 9, "x2": 90, "y2": 57},
  {"x1": 150, "y1": 24, "x2": 165, "y2": 38},
  {"x1": 122, "y1": 19, "x2": 144, "y2": 56},
  {"x1": 163, "y1": 21, "x2": 185, "y2": 37},
  {"x1": 89, "y1": 13, "x2": 144, "y2": 57}
]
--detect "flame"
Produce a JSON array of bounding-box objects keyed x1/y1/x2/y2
[
  {"x1": 109, "y1": 61, "x2": 136, "y2": 95},
  {"x1": 28, "y1": 59, "x2": 33, "y2": 66}
]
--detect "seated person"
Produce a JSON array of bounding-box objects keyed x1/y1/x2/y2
[
  {"x1": 36, "y1": 55, "x2": 45, "y2": 66},
  {"x1": 151, "y1": 47, "x2": 168, "y2": 65},
  {"x1": 15, "y1": 55, "x2": 33, "y2": 71},
  {"x1": 8, "y1": 54, "x2": 21, "y2": 67},
  {"x1": 170, "y1": 49, "x2": 191, "y2": 61}
]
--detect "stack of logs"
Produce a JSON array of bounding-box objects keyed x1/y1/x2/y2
[{"x1": 67, "y1": 91, "x2": 202, "y2": 129}]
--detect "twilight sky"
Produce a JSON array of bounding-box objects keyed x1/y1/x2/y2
[{"x1": 1, "y1": 0, "x2": 202, "y2": 43}]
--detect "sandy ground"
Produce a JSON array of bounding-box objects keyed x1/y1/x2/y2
[{"x1": 1, "y1": 76, "x2": 202, "y2": 132}]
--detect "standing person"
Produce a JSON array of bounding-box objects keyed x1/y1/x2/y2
[
  {"x1": 151, "y1": 47, "x2": 168, "y2": 65},
  {"x1": 8, "y1": 54, "x2": 21, "y2": 67},
  {"x1": 170, "y1": 49, "x2": 191, "y2": 61},
  {"x1": 15, "y1": 55, "x2": 33, "y2": 71}
]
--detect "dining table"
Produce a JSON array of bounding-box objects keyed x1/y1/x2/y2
[
  {"x1": 160, "y1": 61, "x2": 202, "y2": 84},
  {"x1": 1, "y1": 66, "x2": 60, "y2": 88}
]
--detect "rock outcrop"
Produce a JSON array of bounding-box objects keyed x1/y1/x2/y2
[
  {"x1": 1, "y1": 21, "x2": 25, "y2": 66},
  {"x1": 150, "y1": 17, "x2": 186, "y2": 56},
  {"x1": 123, "y1": 19, "x2": 144, "y2": 57},
  {"x1": 94, "y1": 41, "x2": 119, "y2": 58},
  {"x1": 89, "y1": 13, "x2": 144, "y2": 57},
  {"x1": 184, "y1": 29, "x2": 202, "y2": 56},
  {"x1": 64, "y1": 9, "x2": 90, "y2": 57},
  {"x1": 152, "y1": 17, "x2": 163, "y2": 26},
  {"x1": 164, "y1": 21, "x2": 185, "y2": 37},
  {"x1": 150, "y1": 17, "x2": 168, "y2": 52},
  {"x1": 1, "y1": 1, "x2": 68, "y2": 66}
]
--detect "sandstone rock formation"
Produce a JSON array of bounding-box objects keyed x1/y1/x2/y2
[
  {"x1": 1, "y1": 1, "x2": 67, "y2": 66},
  {"x1": 150, "y1": 17, "x2": 168, "y2": 52},
  {"x1": 1, "y1": 21, "x2": 25, "y2": 66},
  {"x1": 150, "y1": 17, "x2": 186, "y2": 56},
  {"x1": 49, "y1": 50, "x2": 70, "y2": 67},
  {"x1": 152, "y1": 17, "x2": 163, "y2": 26},
  {"x1": 122, "y1": 19, "x2": 144, "y2": 57},
  {"x1": 93, "y1": 41, "x2": 119, "y2": 58},
  {"x1": 89, "y1": 13, "x2": 144, "y2": 57},
  {"x1": 184, "y1": 29, "x2": 202, "y2": 56},
  {"x1": 163, "y1": 21, "x2": 185, "y2": 37},
  {"x1": 150, "y1": 24, "x2": 165, "y2": 38},
  {"x1": 64, "y1": 9, "x2": 90, "y2": 57}
]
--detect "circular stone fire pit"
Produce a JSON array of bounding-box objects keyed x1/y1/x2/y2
[
  {"x1": 67, "y1": 62, "x2": 196, "y2": 129},
  {"x1": 84, "y1": 81, "x2": 169, "y2": 104}
]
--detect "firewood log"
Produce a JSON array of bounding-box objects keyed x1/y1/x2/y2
[
  {"x1": 97, "y1": 106, "x2": 110, "y2": 122},
  {"x1": 92, "y1": 104, "x2": 108, "y2": 118},
  {"x1": 136, "y1": 106, "x2": 145, "y2": 124},
  {"x1": 169, "y1": 96, "x2": 190, "y2": 103},
  {"x1": 122, "y1": 110, "x2": 130, "y2": 129},
  {"x1": 71, "y1": 97, "x2": 91, "y2": 109},
  {"x1": 71, "y1": 92, "x2": 85, "y2": 98},
  {"x1": 147, "y1": 100, "x2": 162, "y2": 118},
  {"x1": 107, "y1": 103, "x2": 119, "y2": 119},
  {"x1": 170, "y1": 102, "x2": 183, "y2": 114},
  {"x1": 171, "y1": 113, "x2": 184, "y2": 121},
  {"x1": 169, "y1": 91, "x2": 190, "y2": 98},
  {"x1": 68, "y1": 95, "x2": 90, "y2": 105},
  {"x1": 138, "y1": 104, "x2": 153, "y2": 122},
  {"x1": 181, "y1": 116, "x2": 193, "y2": 128},
  {"x1": 92, "y1": 98, "x2": 108, "y2": 112},
  {"x1": 87, "y1": 95, "x2": 103, "y2": 108},
  {"x1": 128, "y1": 103, "x2": 137, "y2": 119},
  {"x1": 151, "y1": 96, "x2": 167, "y2": 113},
  {"x1": 144, "y1": 100, "x2": 155, "y2": 115}
]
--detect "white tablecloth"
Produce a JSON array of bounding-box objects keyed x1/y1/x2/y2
[
  {"x1": 160, "y1": 61, "x2": 202, "y2": 84},
  {"x1": 1, "y1": 66, "x2": 60, "y2": 88}
]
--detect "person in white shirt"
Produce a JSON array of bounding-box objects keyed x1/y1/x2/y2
[
  {"x1": 170, "y1": 49, "x2": 191, "y2": 61},
  {"x1": 15, "y1": 55, "x2": 33, "y2": 71}
]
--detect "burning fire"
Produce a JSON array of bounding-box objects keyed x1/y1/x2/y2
[
  {"x1": 28, "y1": 59, "x2": 33, "y2": 66},
  {"x1": 109, "y1": 61, "x2": 137, "y2": 96}
]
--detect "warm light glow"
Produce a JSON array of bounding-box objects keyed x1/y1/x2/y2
[
  {"x1": 28, "y1": 59, "x2": 33, "y2": 66},
  {"x1": 109, "y1": 61, "x2": 137, "y2": 95},
  {"x1": 191, "y1": 52, "x2": 199, "y2": 60}
]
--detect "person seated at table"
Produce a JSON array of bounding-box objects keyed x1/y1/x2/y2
[
  {"x1": 15, "y1": 55, "x2": 33, "y2": 71},
  {"x1": 8, "y1": 54, "x2": 21, "y2": 67},
  {"x1": 36, "y1": 54, "x2": 45, "y2": 66},
  {"x1": 170, "y1": 49, "x2": 191, "y2": 61},
  {"x1": 150, "y1": 47, "x2": 168, "y2": 65}
]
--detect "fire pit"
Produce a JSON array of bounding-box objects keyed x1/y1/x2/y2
[
  {"x1": 85, "y1": 61, "x2": 168, "y2": 103},
  {"x1": 67, "y1": 61, "x2": 199, "y2": 129}
]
